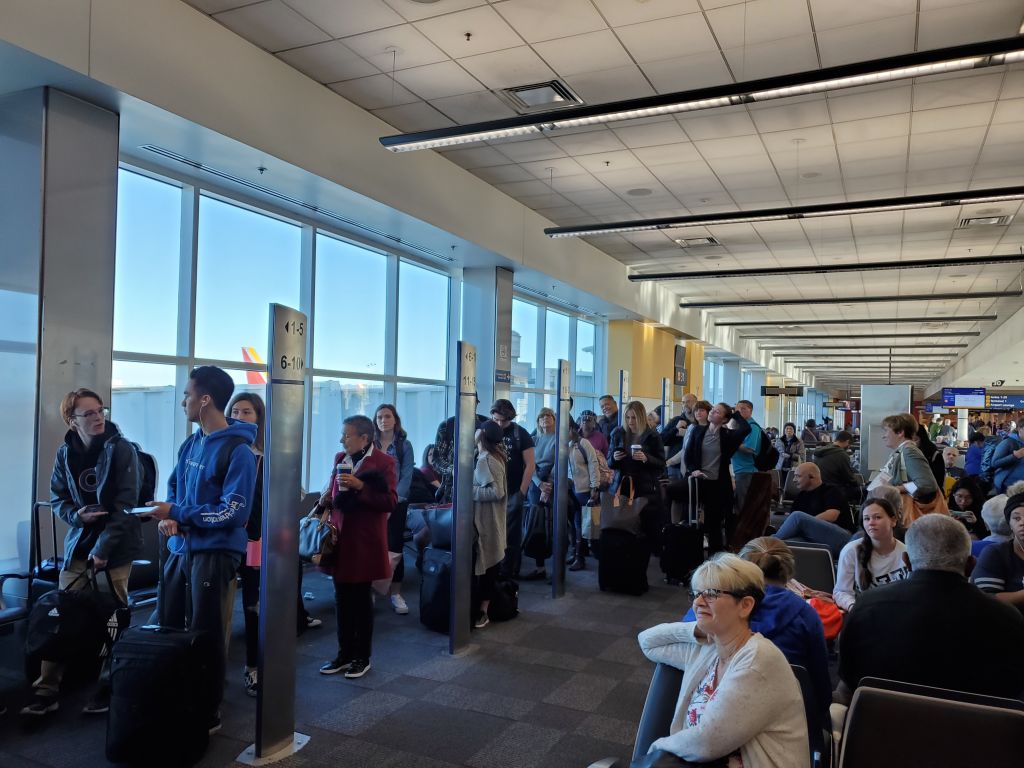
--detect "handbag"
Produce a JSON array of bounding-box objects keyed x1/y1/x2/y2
[
  {"x1": 298, "y1": 506, "x2": 337, "y2": 567},
  {"x1": 582, "y1": 496, "x2": 605, "y2": 540},
  {"x1": 602, "y1": 476, "x2": 646, "y2": 534},
  {"x1": 808, "y1": 597, "x2": 843, "y2": 641},
  {"x1": 26, "y1": 567, "x2": 121, "y2": 664},
  {"x1": 522, "y1": 501, "x2": 552, "y2": 561}
]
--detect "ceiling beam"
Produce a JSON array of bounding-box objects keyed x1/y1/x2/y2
[
  {"x1": 719, "y1": 316, "x2": 997, "y2": 326},
  {"x1": 683, "y1": 290, "x2": 1020, "y2": 309},
  {"x1": 629, "y1": 253, "x2": 1024, "y2": 282}
]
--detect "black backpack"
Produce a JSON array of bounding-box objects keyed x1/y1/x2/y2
[
  {"x1": 754, "y1": 429, "x2": 780, "y2": 471},
  {"x1": 130, "y1": 442, "x2": 159, "y2": 506},
  {"x1": 980, "y1": 437, "x2": 1002, "y2": 485}
]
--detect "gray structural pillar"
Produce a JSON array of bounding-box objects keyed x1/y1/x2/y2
[
  {"x1": 0, "y1": 88, "x2": 118, "y2": 563},
  {"x1": 450, "y1": 341, "x2": 477, "y2": 653},
  {"x1": 460, "y1": 266, "x2": 513, "y2": 407},
  {"x1": 722, "y1": 360, "x2": 741, "y2": 406},
  {"x1": 618, "y1": 370, "x2": 630, "y2": 426},
  {"x1": 551, "y1": 360, "x2": 571, "y2": 599}
]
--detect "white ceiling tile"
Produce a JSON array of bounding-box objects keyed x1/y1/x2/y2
[
  {"x1": 277, "y1": 40, "x2": 379, "y2": 82},
  {"x1": 562, "y1": 188, "x2": 622, "y2": 206},
  {"x1": 590, "y1": 0, "x2": 701, "y2": 26},
  {"x1": 632, "y1": 143, "x2": 706, "y2": 168},
  {"x1": 577, "y1": 150, "x2": 644, "y2": 173},
  {"x1": 809, "y1": 0, "x2": 917, "y2": 30},
  {"x1": 494, "y1": 137, "x2": 566, "y2": 163},
  {"x1": 912, "y1": 72, "x2": 1004, "y2": 111},
  {"x1": 284, "y1": 0, "x2": 404, "y2": 37},
  {"x1": 906, "y1": 165, "x2": 975, "y2": 185},
  {"x1": 731, "y1": 185, "x2": 788, "y2": 204},
  {"x1": 371, "y1": 101, "x2": 453, "y2": 132},
  {"x1": 550, "y1": 128, "x2": 628, "y2": 156},
  {"x1": 343, "y1": 23, "x2": 449, "y2": 70},
  {"x1": 918, "y1": 0, "x2": 1024, "y2": 49},
  {"x1": 910, "y1": 126, "x2": 988, "y2": 154},
  {"x1": 641, "y1": 51, "x2": 733, "y2": 93},
  {"x1": 833, "y1": 114, "x2": 910, "y2": 144},
  {"x1": 383, "y1": 0, "x2": 486, "y2": 22},
  {"x1": 214, "y1": 0, "x2": 330, "y2": 52},
  {"x1": 694, "y1": 134, "x2": 767, "y2": 160},
  {"x1": 493, "y1": 0, "x2": 606, "y2": 44},
  {"x1": 911, "y1": 103, "x2": 995, "y2": 136},
  {"x1": 414, "y1": 6, "x2": 523, "y2": 58},
  {"x1": 1002, "y1": 70, "x2": 1024, "y2": 100},
  {"x1": 760, "y1": 124, "x2": 837, "y2": 154},
  {"x1": 612, "y1": 121, "x2": 689, "y2": 149},
  {"x1": 651, "y1": 159, "x2": 720, "y2": 185},
  {"x1": 723, "y1": 35, "x2": 820, "y2": 81},
  {"x1": 532, "y1": 29, "x2": 632, "y2": 77},
  {"x1": 515, "y1": 192, "x2": 572, "y2": 208},
  {"x1": 469, "y1": 164, "x2": 535, "y2": 183},
  {"x1": 457, "y1": 46, "x2": 555, "y2": 89},
  {"x1": 593, "y1": 167, "x2": 662, "y2": 191},
  {"x1": 991, "y1": 98, "x2": 1024, "y2": 125},
  {"x1": 749, "y1": 97, "x2": 830, "y2": 133},
  {"x1": 616, "y1": 13, "x2": 719, "y2": 64},
  {"x1": 439, "y1": 145, "x2": 513, "y2": 168},
  {"x1": 393, "y1": 60, "x2": 483, "y2": 99},
  {"x1": 563, "y1": 64, "x2": 656, "y2": 104},
  {"x1": 817, "y1": 15, "x2": 917, "y2": 68},
  {"x1": 329, "y1": 74, "x2": 419, "y2": 109},
  {"x1": 707, "y1": 0, "x2": 813, "y2": 48},
  {"x1": 430, "y1": 90, "x2": 516, "y2": 122},
  {"x1": 186, "y1": 1, "x2": 260, "y2": 13},
  {"x1": 494, "y1": 179, "x2": 555, "y2": 197},
  {"x1": 518, "y1": 156, "x2": 588, "y2": 180},
  {"x1": 827, "y1": 84, "x2": 912, "y2": 122},
  {"x1": 679, "y1": 108, "x2": 757, "y2": 141},
  {"x1": 545, "y1": 174, "x2": 606, "y2": 192}
]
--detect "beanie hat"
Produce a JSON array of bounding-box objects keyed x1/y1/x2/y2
[{"x1": 1004, "y1": 492, "x2": 1024, "y2": 524}]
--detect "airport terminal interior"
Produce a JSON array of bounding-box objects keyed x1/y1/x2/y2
[{"x1": 2, "y1": 1, "x2": 1024, "y2": 766}]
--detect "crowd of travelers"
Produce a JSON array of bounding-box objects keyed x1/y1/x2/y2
[{"x1": 9, "y1": 376, "x2": 1024, "y2": 768}]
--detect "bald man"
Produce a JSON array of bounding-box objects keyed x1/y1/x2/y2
[{"x1": 773, "y1": 463, "x2": 856, "y2": 558}]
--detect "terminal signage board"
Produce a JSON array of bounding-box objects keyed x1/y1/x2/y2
[
  {"x1": 941, "y1": 387, "x2": 986, "y2": 408},
  {"x1": 762, "y1": 385, "x2": 805, "y2": 396},
  {"x1": 986, "y1": 394, "x2": 1024, "y2": 410},
  {"x1": 925, "y1": 404, "x2": 950, "y2": 414}
]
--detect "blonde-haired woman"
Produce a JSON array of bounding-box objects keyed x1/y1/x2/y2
[
  {"x1": 609, "y1": 400, "x2": 666, "y2": 545},
  {"x1": 523, "y1": 407, "x2": 558, "y2": 581},
  {"x1": 639, "y1": 553, "x2": 809, "y2": 767}
]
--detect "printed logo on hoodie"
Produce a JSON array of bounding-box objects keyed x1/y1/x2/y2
[{"x1": 201, "y1": 493, "x2": 247, "y2": 525}]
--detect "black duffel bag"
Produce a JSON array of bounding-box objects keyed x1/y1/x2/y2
[
  {"x1": 26, "y1": 567, "x2": 121, "y2": 665},
  {"x1": 522, "y1": 502, "x2": 552, "y2": 561}
]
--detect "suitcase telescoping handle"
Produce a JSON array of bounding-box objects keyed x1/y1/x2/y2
[{"x1": 688, "y1": 475, "x2": 700, "y2": 527}]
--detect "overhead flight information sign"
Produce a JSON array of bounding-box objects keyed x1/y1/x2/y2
[
  {"x1": 986, "y1": 394, "x2": 1024, "y2": 410},
  {"x1": 942, "y1": 387, "x2": 986, "y2": 408}
]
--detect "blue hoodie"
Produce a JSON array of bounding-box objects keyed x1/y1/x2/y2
[
  {"x1": 684, "y1": 584, "x2": 831, "y2": 713},
  {"x1": 991, "y1": 433, "x2": 1024, "y2": 492},
  {"x1": 167, "y1": 419, "x2": 257, "y2": 555}
]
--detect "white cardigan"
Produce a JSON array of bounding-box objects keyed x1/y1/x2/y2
[{"x1": 638, "y1": 622, "x2": 810, "y2": 768}]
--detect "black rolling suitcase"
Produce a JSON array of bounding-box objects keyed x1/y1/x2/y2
[
  {"x1": 597, "y1": 528, "x2": 650, "y2": 595},
  {"x1": 660, "y1": 475, "x2": 705, "y2": 583},
  {"x1": 419, "y1": 546, "x2": 451, "y2": 634}
]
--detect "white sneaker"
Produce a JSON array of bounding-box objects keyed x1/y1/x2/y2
[{"x1": 390, "y1": 594, "x2": 409, "y2": 615}]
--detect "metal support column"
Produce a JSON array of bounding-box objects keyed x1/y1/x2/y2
[
  {"x1": 551, "y1": 360, "x2": 571, "y2": 599},
  {"x1": 618, "y1": 370, "x2": 630, "y2": 426},
  {"x1": 450, "y1": 341, "x2": 477, "y2": 653},
  {"x1": 661, "y1": 378, "x2": 672, "y2": 425}
]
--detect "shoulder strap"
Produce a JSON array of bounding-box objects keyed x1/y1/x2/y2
[{"x1": 214, "y1": 435, "x2": 250, "y2": 484}]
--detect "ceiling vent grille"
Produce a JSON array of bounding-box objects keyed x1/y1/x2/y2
[
  {"x1": 674, "y1": 236, "x2": 721, "y2": 248},
  {"x1": 958, "y1": 215, "x2": 1014, "y2": 228},
  {"x1": 497, "y1": 80, "x2": 584, "y2": 115}
]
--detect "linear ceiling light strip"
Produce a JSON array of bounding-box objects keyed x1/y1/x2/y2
[
  {"x1": 548, "y1": 186, "x2": 1024, "y2": 238},
  {"x1": 719, "y1": 316, "x2": 996, "y2": 326},
  {"x1": 764, "y1": 344, "x2": 970, "y2": 351},
  {"x1": 629, "y1": 253, "x2": 1024, "y2": 282},
  {"x1": 380, "y1": 36, "x2": 1024, "y2": 152},
  {"x1": 746, "y1": 332, "x2": 981, "y2": 339},
  {"x1": 685, "y1": 290, "x2": 1020, "y2": 309}
]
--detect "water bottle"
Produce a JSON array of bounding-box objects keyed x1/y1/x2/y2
[{"x1": 336, "y1": 455, "x2": 354, "y2": 492}]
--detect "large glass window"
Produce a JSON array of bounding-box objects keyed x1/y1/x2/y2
[
  {"x1": 396, "y1": 382, "x2": 447, "y2": 461},
  {"x1": 397, "y1": 261, "x2": 448, "y2": 380},
  {"x1": 511, "y1": 299, "x2": 538, "y2": 387},
  {"x1": 114, "y1": 170, "x2": 181, "y2": 355},
  {"x1": 195, "y1": 196, "x2": 301, "y2": 363},
  {"x1": 110, "y1": 361, "x2": 179, "y2": 495},
  {"x1": 308, "y1": 377, "x2": 385, "y2": 491},
  {"x1": 544, "y1": 309, "x2": 571, "y2": 390},
  {"x1": 575, "y1": 320, "x2": 596, "y2": 394},
  {"x1": 314, "y1": 233, "x2": 386, "y2": 374}
]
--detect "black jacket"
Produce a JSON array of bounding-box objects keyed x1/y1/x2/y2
[
  {"x1": 813, "y1": 443, "x2": 858, "y2": 489},
  {"x1": 683, "y1": 414, "x2": 751, "y2": 483},
  {"x1": 50, "y1": 421, "x2": 143, "y2": 569},
  {"x1": 660, "y1": 410, "x2": 694, "y2": 456},
  {"x1": 608, "y1": 427, "x2": 665, "y2": 496}
]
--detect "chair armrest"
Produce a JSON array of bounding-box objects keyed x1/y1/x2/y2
[
  {"x1": 632, "y1": 664, "x2": 685, "y2": 764},
  {"x1": 0, "y1": 571, "x2": 31, "y2": 610}
]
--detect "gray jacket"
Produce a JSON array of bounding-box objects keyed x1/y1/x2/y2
[
  {"x1": 881, "y1": 442, "x2": 939, "y2": 499},
  {"x1": 472, "y1": 452, "x2": 507, "y2": 576},
  {"x1": 50, "y1": 421, "x2": 143, "y2": 569}
]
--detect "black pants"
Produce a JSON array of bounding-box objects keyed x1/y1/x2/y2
[
  {"x1": 333, "y1": 581, "x2": 373, "y2": 661},
  {"x1": 387, "y1": 501, "x2": 409, "y2": 585},
  {"x1": 157, "y1": 549, "x2": 240, "y2": 712},
  {"x1": 239, "y1": 564, "x2": 260, "y2": 668}
]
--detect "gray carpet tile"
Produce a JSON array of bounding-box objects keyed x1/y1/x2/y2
[
  {"x1": 312, "y1": 690, "x2": 412, "y2": 735},
  {"x1": 493, "y1": 643, "x2": 591, "y2": 672},
  {"x1": 535, "y1": 732, "x2": 633, "y2": 768},
  {"x1": 517, "y1": 624, "x2": 622, "y2": 658},
  {"x1": 542, "y1": 672, "x2": 621, "y2": 712},
  {"x1": 596, "y1": 635, "x2": 652, "y2": 666},
  {"x1": 422, "y1": 682, "x2": 536, "y2": 720},
  {"x1": 449, "y1": 657, "x2": 575, "y2": 701},
  {"x1": 575, "y1": 713, "x2": 639, "y2": 746},
  {"x1": 594, "y1": 680, "x2": 653, "y2": 721},
  {"x1": 465, "y1": 721, "x2": 564, "y2": 768}
]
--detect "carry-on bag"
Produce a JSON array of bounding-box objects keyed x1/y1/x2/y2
[
  {"x1": 26, "y1": 566, "x2": 121, "y2": 665},
  {"x1": 597, "y1": 528, "x2": 650, "y2": 596},
  {"x1": 522, "y1": 501, "x2": 552, "y2": 561},
  {"x1": 601, "y1": 476, "x2": 645, "y2": 535},
  {"x1": 419, "y1": 546, "x2": 452, "y2": 634},
  {"x1": 488, "y1": 579, "x2": 519, "y2": 622},
  {"x1": 659, "y1": 475, "x2": 705, "y2": 583}
]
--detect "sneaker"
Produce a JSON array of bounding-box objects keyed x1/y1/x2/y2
[
  {"x1": 20, "y1": 694, "x2": 58, "y2": 716},
  {"x1": 390, "y1": 594, "x2": 409, "y2": 615},
  {"x1": 208, "y1": 716, "x2": 222, "y2": 735},
  {"x1": 569, "y1": 558, "x2": 585, "y2": 572},
  {"x1": 344, "y1": 659, "x2": 371, "y2": 679},
  {"x1": 305, "y1": 615, "x2": 323, "y2": 629},
  {"x1": 82, "y1": 691, "x2": 110, "y2": 714},
  {"x1": 319, "y1": 656, "x2": 351, "y2": 675},
  {"x1": 473, "y1": 613, "x2": 490, "y2": 629},
  {"x1": 244, "y1": 667, "x2": 258, "y2": 698},
  {"x1": 521, "y1": 569, "x2": 547, "y2": 581}
]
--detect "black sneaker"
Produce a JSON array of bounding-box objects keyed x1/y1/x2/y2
[
  {"x1": 20, "y1": 694, "x2": 58, "y2": 716},
  {"x1": 344, "y1": 659, "x2": 371, "y2": 679},
  {"x1": 82, "y1": 691, "x2": 110, "y2": 714},
  {"x1": 319, "y1": 656, "x2": 351, "y2": 675}
]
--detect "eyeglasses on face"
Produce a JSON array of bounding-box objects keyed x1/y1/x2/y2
[
  {"x1": 73, "y1": 407, "x2": 109, "y2": 420},
  {"x1": 687, "y1": 588, "x2": 745, "y2": 603}
]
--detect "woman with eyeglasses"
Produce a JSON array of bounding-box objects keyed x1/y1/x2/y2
[
  {"x1": 22, "y1": 389, "x2": 143, "y2": 718},
  {"x1": 638, "y1": 553, "x2": 809, "y2": 767}
]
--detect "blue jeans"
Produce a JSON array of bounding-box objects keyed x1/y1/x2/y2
[{"x1": 774, "y1": 511, "x2": 852, "y2": 559}]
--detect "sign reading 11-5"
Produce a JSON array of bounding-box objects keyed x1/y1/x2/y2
[{"x1": 271, "y1": 305, "x2": 308, "y2": 383}]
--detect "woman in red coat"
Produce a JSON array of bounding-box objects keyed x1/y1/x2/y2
[{"x1": 317, "y1": 415, "x2": 396, "y2": 679}]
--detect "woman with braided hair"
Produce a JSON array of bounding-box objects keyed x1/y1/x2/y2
[{"x1": 833, "y1": 498, "x2": 909, "y2": 612}]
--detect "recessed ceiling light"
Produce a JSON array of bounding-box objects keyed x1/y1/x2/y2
[
  {"x1": 949, "y1": 274, "x2": 968, "y2": 279},
  {"x1": 801, "y1": 172, "x2": 821, "y2": 179},
  {"x1": 628, "y1": 188, "x2": 653, "y2": 197}
]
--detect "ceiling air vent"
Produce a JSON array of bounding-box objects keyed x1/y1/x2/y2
[
  {"x1": 497, "y1": 80, "x2": 584, "y2": 115},
  {"x1": 957, "y1": 215, "x2": 1014, "y2": 228},
  {"x1": 674, "y1": 236, "x2": 721, "y2": 248}
]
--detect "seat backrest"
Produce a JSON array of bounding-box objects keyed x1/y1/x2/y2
[
  {"x1": 790, "y1": 545, "x2": 836, "y2": 593},
  {"x1": 782, "y1": 470, "x2": 800, "y2": 502},
  {"x1": 858, "y1": 676, "x2": 1024, "y2": 712},
  {"x1": 839, "y1": 686, "x2": 1023, "y2": 768},
  {"x1": 790, "y1": 664, "x2": 827, "y2": 765},
  {"x1": 632, "y1": 663, "x2": 684, "y2": 764}
]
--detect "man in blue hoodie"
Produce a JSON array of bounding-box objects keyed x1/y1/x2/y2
[{"x1": 143, "y1": 366, "x2": 257, "y2": 731}]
